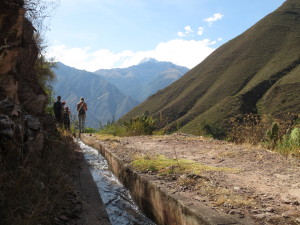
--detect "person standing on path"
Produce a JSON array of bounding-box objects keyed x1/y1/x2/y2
[
  {"x1": 77, "y1": 97, "x2": 88, "y2": 133},
  {"x1": 53, "y1": 96, "x2": 63, "y2": 125},
  {"x1": 63, "y1": 106, "x2": 71, "y2": 131}
]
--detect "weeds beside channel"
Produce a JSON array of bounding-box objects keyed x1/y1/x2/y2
[
  {"x1": 228, "y1": 113, "x2": 300, "y2": 156},
  {"x1": 0, "y1": 127, "x2": 78, "y2": 225},
  {"x1": 98, "y1": 114, "x2": 157, "y2": 137},
  {"x1": 131, "y1": 154, "x2": 237, "y2": 175},
  {"x1": 130, "y1": 153, "x2": 255, "y2": 209}
]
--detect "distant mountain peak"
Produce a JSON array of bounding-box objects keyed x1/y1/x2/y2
[{"x1": 139, "y1": 58, "x2": 159, "y2": 64}]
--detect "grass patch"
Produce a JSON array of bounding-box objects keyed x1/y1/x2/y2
[
  {"x1": 195, "y1": 179, "x2": 256, "y2": 208},
  {"x1": 132, "y1": 154, "x2": 252, "y2": 209},
  {"x1": 131, "y1": 154, "x2": 237, "y2": 175},
  {"x1": 93, "y1": 134, "x2": 121, "y2": 141}
]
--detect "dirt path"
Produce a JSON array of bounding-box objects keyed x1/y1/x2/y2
[
  {"x1": 72, "y1": 148, "x2": 111, "y2": 225},
  {"x1": 90, "y1": 133, "x2": 300, "y2": 225}
]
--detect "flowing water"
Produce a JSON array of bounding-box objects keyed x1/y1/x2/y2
[{"x1": 78, "y1": 141, "x2": 157, "y2": 225}]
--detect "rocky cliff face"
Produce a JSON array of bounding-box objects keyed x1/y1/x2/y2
[
  {"x1": 0, "y1": 0, "x2": 47, "y2": 158},
  {"x1": 0, "y1": 2, "x2": 77, "y2": 224}
]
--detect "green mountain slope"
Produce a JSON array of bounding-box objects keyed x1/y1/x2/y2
[{"x1": 122, "y1": 0, "x2": 300, "y2": 136}]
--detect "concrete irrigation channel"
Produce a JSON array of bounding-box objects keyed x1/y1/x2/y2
[
  {"x1": 80, "y1": 134, "x2": 255, "y2": 225},
  {"x1": 78, "y1": 140, "x2": 156, "y2": 225}
]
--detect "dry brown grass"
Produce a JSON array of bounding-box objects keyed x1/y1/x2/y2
[
  {"x1": 0, "y1": 129, "x2": 78, "y2": 225},
  {"x1": 228, "y1": 113, "x2": 300, "y2": 155},
  {"x1": 176, "y1": 174, "x2": 255, "y2": 209},
  {"x1": 194, "y1": 179, "x2": 256, "y2": 209}
]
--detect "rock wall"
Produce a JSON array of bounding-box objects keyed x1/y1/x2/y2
[
  {"x1": 0, "y1": 3, "x2": 89, "y2": 224},
  {"x1": 0, "y1": 0, "x2": 47, "y2": 159}
]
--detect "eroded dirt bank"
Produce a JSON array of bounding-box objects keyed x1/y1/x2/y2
[{"x1": 82, "y1": 133, "x2": 300, "y2": 225}]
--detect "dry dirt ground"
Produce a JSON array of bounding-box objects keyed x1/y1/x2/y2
[{"x1": 92, "y1": 133, "x2": 300, "y2": 225}]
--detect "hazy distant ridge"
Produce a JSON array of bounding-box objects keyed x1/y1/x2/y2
[{"x1": 94, "y1": 58, "x2": 189, "y2": 102}]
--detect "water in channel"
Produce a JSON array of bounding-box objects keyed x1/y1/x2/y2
[{"x1": 78, "y1": 141, "x2": 157, "y2": 225}]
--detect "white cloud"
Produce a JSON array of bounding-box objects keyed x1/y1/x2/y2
[
  {"x1": 204, "y1": 13, "x2": 224, "y2": 26},
  {"x1": 177, "y1": 25, "x2": 194, "y2": 37},
  {"x1": 197, "y1": 27, "x2": 204, "y2": 36},
  {"x1": 184, "y1": 26, "x2": 193, "y2": 34},
  {"x1": 46, "y1": 38, "x2": 217, "y2": 71},
  {"x1": 177, "y1": 31, "x2": 185, "y2": 37}
]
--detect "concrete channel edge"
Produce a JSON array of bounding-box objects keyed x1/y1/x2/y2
[{"x1": 81, "y1": 134, "x2": 243, "y2": 225}]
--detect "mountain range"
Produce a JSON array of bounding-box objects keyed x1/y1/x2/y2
[
  {"x1": 94, "y1": 58, "x2": 189, "y2": 102},
  {"x1": 122, "y1": 0, "x2": 300, "y2": 137},
  {"x1": 52, "y1": 62, "x2": 139, "y2": 128},
  {"x1": 52, "y1": 60, "x2": 188, "y2": 128}
]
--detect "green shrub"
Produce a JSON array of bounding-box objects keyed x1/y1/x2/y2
[
  {"x1": 198, "y1": 121, "x2": 225, "y2": 139},
  {"x1": 98, "y1": 123, "x2": 127, "y2": 136},
  {"x1": 45, "y1": 104, "x2": 54, "y2": 115},
  {"x1": 266, "y1": 122, "x2": 279, "y2": 141},
  {"x1": 265, "y1": 122, "x2": 280, "y2": 148},
  {"x1": 123, "y1": 114, "x2": 157, "y2": 136},
  {"x1": 98, "y1": 114, "x2": 157, "y2": 136},
  {"x1": 84, "y1": 127, "x2": 98, "y2": 133},
  {"x1": 275, "y1": 127, "x2": 300, "y2": 155},
  {"x1": 290, "y1": 127, "x2": 300, "y2": 144},
  {"x1": 228, "y1": 113, "x2": 300, "y2": 156}
]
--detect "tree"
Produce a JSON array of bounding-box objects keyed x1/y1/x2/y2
[{"x1": 24, "y1": 0, "x2": 60, "y2": 32}]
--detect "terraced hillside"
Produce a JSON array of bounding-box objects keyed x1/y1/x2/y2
[{"x1": 122, "y1": 0, "x2": 300, "y2": 136}]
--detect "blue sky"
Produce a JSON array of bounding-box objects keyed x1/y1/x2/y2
[{"x1": 46, "y1": 0, "x2": 286, "y2": 71}]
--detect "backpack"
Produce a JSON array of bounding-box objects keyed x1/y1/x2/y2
[
  {"x1": 78, "y1": 103, "x2": 86, "y2": 115},
  {"x1": 63, "y1": 111, "x2": 70, "y2": 120}
]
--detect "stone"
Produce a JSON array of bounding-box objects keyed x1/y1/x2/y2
[
  {"x1": 253, "y1": 214, "x2": 266, "y2": 220},
  {"x1": 282, "y1": 210, "x2": 300, "y2": 218},
  {"x1": 251, "y1": 209, "x2": 260, "y2": 214},
  {"x1": 25, "y1": 115, "x2": 40, "y2": 130},
  {"x1": 0, "y1": 114, "x2": 14, "y2": 138},
  {"x1": 22, "y1": 93, "x2": 47, "y2": 114},
  {"x1": 233, "y1": 186, "x2": 241, "y2": 191},
  {"x1": 264, "y1": 207, "x2": 275, "y2": 213},
  {"x1": 0, "y1": 98, "x2": 15, "y2": 114},
  {"x1": 59, "y1": 215, "x2": 69, "y2": 221},
  {"x1": 228, "y1": 210, "x2": 236, "y2": 215}
]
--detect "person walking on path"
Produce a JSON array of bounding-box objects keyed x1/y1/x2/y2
[
  {"x1": 53, "y1": 96, "x2": 63, "y2": 125},
  {"x1": 77, "y1": 97, "x2": 88, "y2": 133}
]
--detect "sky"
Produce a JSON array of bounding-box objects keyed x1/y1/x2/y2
[{"x1": 45, "y1": 0, "x2": 286, "y2": 72}]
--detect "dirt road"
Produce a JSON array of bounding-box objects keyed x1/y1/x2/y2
[{"x1": 90, "y1": 133, "x2": 300, "y2": 225}]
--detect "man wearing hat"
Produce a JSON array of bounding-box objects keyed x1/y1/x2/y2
[{"x1": 77, "y1": 97, "x2": 88, "y2": 133}]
